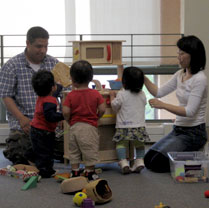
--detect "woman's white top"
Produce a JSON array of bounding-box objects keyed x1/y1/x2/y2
[
  {"x1": 156, "y1": 69, "x2": 208, "y2": 126},
  {"x1": 111, "y1": 89, "x2": 147, "y2": 128}
]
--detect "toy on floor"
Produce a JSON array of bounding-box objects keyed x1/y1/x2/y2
[
  {"x1": 54, "y1": 172, "x2": 71, "y2": 182},
  {"x1": 0, "y1": 164, "x2": 39, "y2": 181},
  {"x1": 155, "y1": 202, "x2": 170, "y2": 208},
  {"x1": 21, "y1": 176, "x2": 39, "y2": 191},
  {"x1": 61, "y1": 176, "x2": 89, "y2": 193},
  {"x1": 73, "y1": 192, "x2": 87, "y2": 206},
  {"x1": 13, "y1": 164, "x2": 39, "y2": 173},
  {"x1": 82, "y1": 179, "x2": 112, "y2": 204},
  {"x1": 60, "y1": 175, "x2": 112, "y2": 204},
  {"x1": 81, "y1": 198, "x2": 95, "y2": 208},
  {"x1": 204, "y1": 190, "x2": 209, "y2": 198}
]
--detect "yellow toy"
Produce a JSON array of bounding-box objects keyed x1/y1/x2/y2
[
  {"x1": 73, "y1": 192, "x2": 87, "y2": 207},
  {"x1": 155, "y1": 202, "x2": 170, "y2": 208}
]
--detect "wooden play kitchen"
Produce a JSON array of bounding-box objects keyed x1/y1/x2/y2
[{"x1": 63, "y1": 40, "x2": 134, "y2": 165}]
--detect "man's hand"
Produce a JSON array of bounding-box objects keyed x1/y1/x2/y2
[{"x1": 19, "y1": 116, "x2": 31, "y2": 134}]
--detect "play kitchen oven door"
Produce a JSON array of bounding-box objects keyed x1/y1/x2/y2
[{"x1": 74, "y1": 42, "x2": 112, "y2": 64}]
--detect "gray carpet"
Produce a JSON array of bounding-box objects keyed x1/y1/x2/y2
[{"x1": 0, "y1": 145, "x2": 209, "y2": 208}]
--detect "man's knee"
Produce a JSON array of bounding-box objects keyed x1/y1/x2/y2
[{"x1": 3, "y1": 131, "x2": 31, "y2": 164}]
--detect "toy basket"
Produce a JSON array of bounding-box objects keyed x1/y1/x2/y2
[
  {"x1": 108, "y1": 80, "x2": 122, "y2": 90},
  {"x1": 168, "y1": 151, "x2": 209, "y2": 183}
]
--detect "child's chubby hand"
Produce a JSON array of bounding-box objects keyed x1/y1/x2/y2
[
  {"x1": 149, "y1": 98, "x2": 165, "y2": 109},
  {"x1": 57, "y1": 121, "x2": 64, "y2": 129},
  {"x1": 109, "y1": 91, "x2": 116, "y2": 98}
]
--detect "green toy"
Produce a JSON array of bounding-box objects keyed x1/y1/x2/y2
[{"x1": 21, "y1": 176, "x2": 38, "y2": 191}]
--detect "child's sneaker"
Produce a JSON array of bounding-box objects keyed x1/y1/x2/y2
[
  {"x1": 131, "y1": 158, "x2": 144, "y2": 173},
  {"x1": 118, "y1": 159, "x2": 130, "y2": 174},
  {"x1": 71, "y1": 169, "x2": 83, "y2": 177},
  {"x1": 84, "y1": 170, "x2": 99, "y2": 181}
]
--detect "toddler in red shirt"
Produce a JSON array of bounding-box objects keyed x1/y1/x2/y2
[
  {"x1": 30, "y1": 70, "x2": 64, "y2": 178},
  {"x1": 63, "y1": 60, "x2": 105, "y2": 180}
]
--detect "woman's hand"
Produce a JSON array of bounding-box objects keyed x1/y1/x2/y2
[
  {"x1": 149, "y1": 98, "x2": 186, "y2": 116},
  {"x1": 149, "y1": 98, "x2": 165, "y2": 109}
]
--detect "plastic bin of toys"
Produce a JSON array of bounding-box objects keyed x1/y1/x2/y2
[
  {"x1": 108, "y1": 80, "x2": 122, "y2": 90},
  {"x1": 168, "y1": 151, "x2": 209, "y2": 183}
]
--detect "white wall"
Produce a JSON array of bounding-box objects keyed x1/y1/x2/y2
[
  {"x1": 0, "y1": 0, "x2": 66, "y2": 34},
  {"x1": 65, "y1": 0, "x2": 160, "y2": 34},
  {"x1": 183, "y1": 0, "x2": 209, "y2": 126}
]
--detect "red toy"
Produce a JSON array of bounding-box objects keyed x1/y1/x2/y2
[{"x1": 204, "y1": 190, "x2": 209, "y2": 198}]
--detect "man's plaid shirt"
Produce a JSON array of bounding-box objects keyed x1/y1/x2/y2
[{"x1": 0, "y1": 51, "x2": 58, "y2": 130}]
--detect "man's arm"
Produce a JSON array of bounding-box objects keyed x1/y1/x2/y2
[{"x1": 3, "y1": 97, "x2": 31, "y2": 134}]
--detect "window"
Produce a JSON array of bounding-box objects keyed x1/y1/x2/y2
[
  {"x1": 0, "y1": 0, "x2": 181, "y2": 123},
  {"x1": 93, "y1": 74, "x2": 178, "y2": 120}
]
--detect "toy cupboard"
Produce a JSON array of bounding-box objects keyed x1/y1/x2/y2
[{"x1": 63, "y1": 40, "x2": 134, "y2": 165}]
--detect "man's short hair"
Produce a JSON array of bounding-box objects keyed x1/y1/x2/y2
[{"x1": 27, "y1": 26, "x2": 49, "y2": 44}]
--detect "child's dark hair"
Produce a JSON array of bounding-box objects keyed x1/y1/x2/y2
[
  {"x1": 32, "y1": 70, "x2": 55, "y2": 96},
  {"x1": 122, "y1": 66, "x2": 144, "y2": 93},
  {"x1": 70, "y1": 60, "x2": 93, "y2": 84}
]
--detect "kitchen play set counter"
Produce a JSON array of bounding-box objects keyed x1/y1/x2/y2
[
  {"x1": 63, "y1": 40, "x2": 135, "y2": 165},
  {"x1": 63, "y1": 87, "x2": 133, "y2": 165}
]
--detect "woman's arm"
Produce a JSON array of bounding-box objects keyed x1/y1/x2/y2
[
  {"x1": 149, "y1": 98, "x2": 186, "y2": 116},
  {"x1": 149, "y1": 72, "x2": 207, "y2": 117},
  {"x1": 145, "y1": 71, "x2": 179, "y2": 98},
  {"x1": 144, "y1": 76, "x2": 158, "y2": 97}
]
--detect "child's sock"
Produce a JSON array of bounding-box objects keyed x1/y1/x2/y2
[
  {"x1": 116, "y1": 140, "x2": 129, "y2": 160},
  {"x1": 84, "y1": 169, "x2": 99, "y2": 181},
  {"x1": 135, "y1": 149, "x2": 145, "y2": 159},
  {"x1": 71, "y1": 168, "x2": 82, "y2": 177}
]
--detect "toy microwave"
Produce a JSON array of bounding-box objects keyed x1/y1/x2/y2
[{"x1": 71, "y1": 40, "x2": 125, "y2": 65}]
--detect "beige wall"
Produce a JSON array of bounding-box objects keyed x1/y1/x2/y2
[
  {"x1": 184, "y1": 0, "x2": 209, "y2": 126},
  {"x1": 160, "y1": 0, "x2": 181, "y2": 65}
]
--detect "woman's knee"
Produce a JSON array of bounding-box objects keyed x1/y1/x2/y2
[
  {"x1": 144, "y1": 149, "x2": 158, "y2": 168},
  {"x1": 144, "y1": 149, "x2": 170, "y2": 172}
]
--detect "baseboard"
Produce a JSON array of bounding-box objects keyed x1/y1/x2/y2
[
  {"x1": 146, "y1": 123, "x2": 173, "y2": 143},
  {"x1": 0, "y1": 122, "x2": 207, "y2": 144},
  {"x1": 0, "y1": 124, "x2": 9, "y2": 144}
]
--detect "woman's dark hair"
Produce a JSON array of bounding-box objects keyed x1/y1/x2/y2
[
  {"x1": 27, "y1": 26, "x2": 49, "y2": 44},
  {"x1": 122, "y1": 66, "x2": 144, "y2": 93},
  {"x1": 32, "y1": 70, "x2": 55, "y2": 96},
  {"x1": 177, "y1": 35, "x2": 206, "y2": 74},
  {"x1": 70, "y1": 60, "x2": 93, "y2": 84}
]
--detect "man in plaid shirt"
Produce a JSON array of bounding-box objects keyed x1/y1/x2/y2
[{"x1": 0, "y1": 26, "x2": 59, "y2": 164}]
